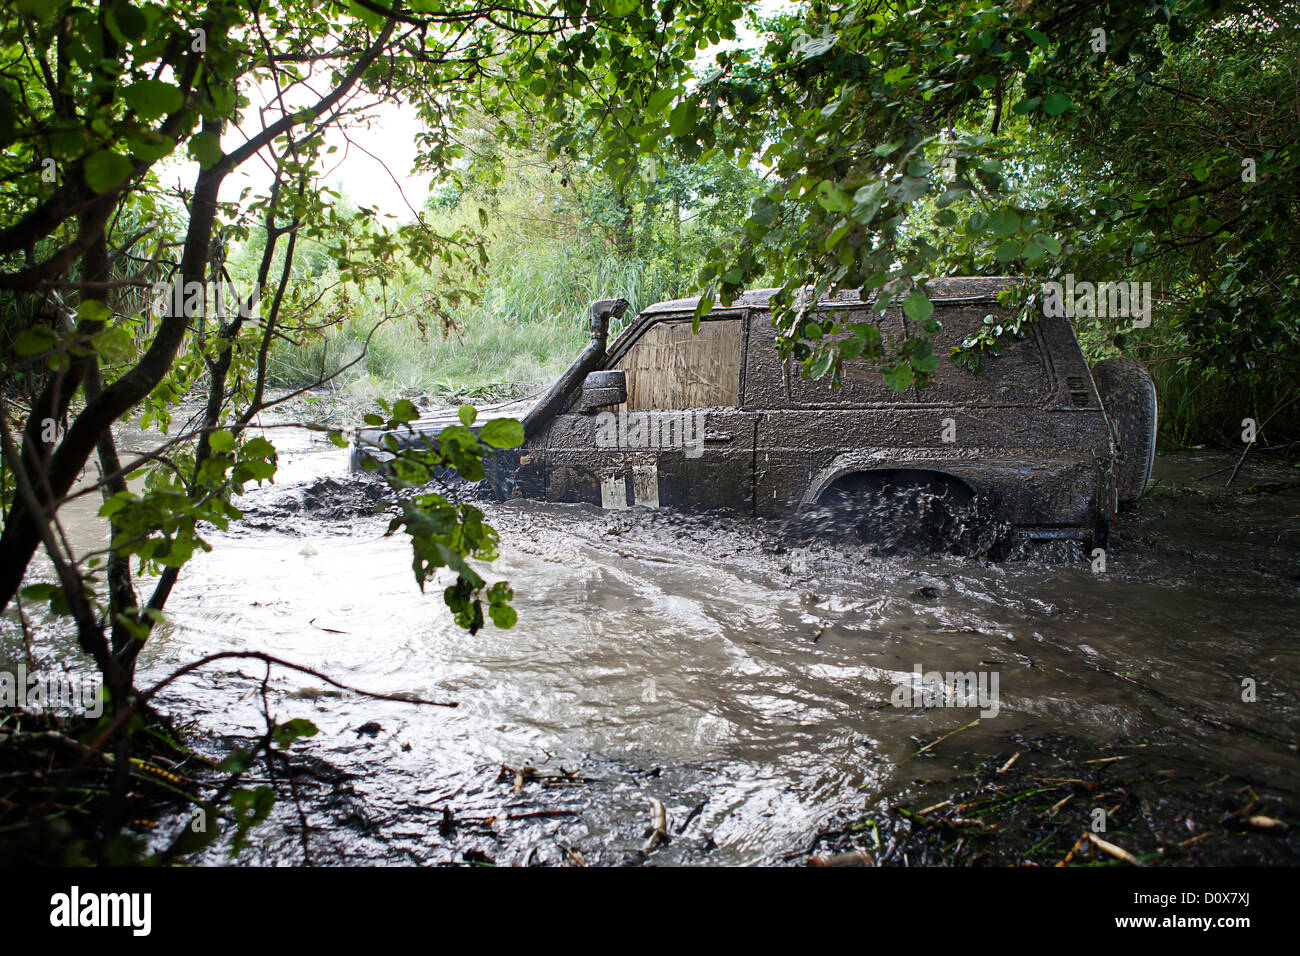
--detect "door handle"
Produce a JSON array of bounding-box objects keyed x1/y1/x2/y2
[{"x1": 704, "y1": 430, "x2": 734, "y2": 443}]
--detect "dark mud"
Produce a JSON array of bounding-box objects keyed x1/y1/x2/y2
[
  {"x1": 236, "y1": 475, "x2": 392, "y2": 531},
  {"x1": 809, "y1": 733, "x2": 1300, "y2": 867},
  {"x1": 782, "y1": 474, "x2": 1013, "y2": 558}
]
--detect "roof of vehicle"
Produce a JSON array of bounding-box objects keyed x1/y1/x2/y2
[{"x1": 638, "y1": 276, "x2": 1018, "y2": 316}]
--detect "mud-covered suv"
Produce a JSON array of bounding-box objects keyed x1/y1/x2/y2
[{"x1": 352, "y1": 277, "x2": 1157, "y2": 548}]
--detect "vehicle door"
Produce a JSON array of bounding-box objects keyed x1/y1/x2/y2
[{"x1": 546, "y1": 313, "x2": 757, "y2": 513}]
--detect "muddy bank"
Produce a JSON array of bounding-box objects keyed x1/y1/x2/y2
[{"x1": 808, "y1": 732, "x2": 1300, "y2": 866}]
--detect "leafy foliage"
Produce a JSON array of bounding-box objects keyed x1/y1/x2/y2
[
  {"x1": 555, "y1": 0, "x2": 1298, "y2": 442},
  {"x1": 0, "y1": 0, "x2": 757, "y2": 862},
  {"x1": 354, "y1": 398, "x2": 523, "y2": 634}
]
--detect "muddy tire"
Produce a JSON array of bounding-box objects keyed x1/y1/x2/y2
[{"x1": 1091, "y1": 357, "x2": 1158, "y2": 504}]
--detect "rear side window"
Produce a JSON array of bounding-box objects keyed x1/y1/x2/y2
[
  {"x1": 615, "y1": 318, "x2": 743, "y2": 409},
  {"x1": 749, "y1": 303, "x2": 1053, "y2": 408},
  {"x1": 783, "y1": 307, "x2": 908, "y2": 406},
  {"x1": 915, "y1": 304, "x2": 1053, "y2": 406}
]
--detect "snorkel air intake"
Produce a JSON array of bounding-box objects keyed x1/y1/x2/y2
[{"x1": 521, "y1": 297, "x2": 628, "y2": 438}]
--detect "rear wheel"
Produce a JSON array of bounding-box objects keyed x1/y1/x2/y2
[{"x1": 1091, "y1": 356, "x2": 1158, "y2": 505}]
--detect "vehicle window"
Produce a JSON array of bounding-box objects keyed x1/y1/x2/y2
[
  {"x1": 912, "y1": 304, "x2": 1053, "y2": 406},
  {"x1": 764, "y1": 303, "x2": 1053, "y2": 408},
  {"x1": 783, "y1": 308, "x2": 910, "y2": 406},
  {"x1": 615, "y1": 318, "x2": 743, "y2": 409}
]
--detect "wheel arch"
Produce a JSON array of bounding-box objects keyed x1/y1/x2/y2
[{"x1": 803, "y1": 462, "x2": 979, "y2": 509}]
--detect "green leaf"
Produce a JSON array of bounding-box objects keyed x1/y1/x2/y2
[
  {"x1": 1042, "y1": 93, "x2": 1072, "y2": 116},
  {"x1": 238, "y1": 459, "x2": 275, "y2": 481},
  {"x1": 208, "y1": 430, "x2": 235, "y2": 453},
  {"x1": 84, "y1": 150, "x2": 133, "y2": 193},
  {"x1": 167, "y1": 803, "x2": 221, "y2": 855},
  {"x1": 989, "y1": 209, "x2": 1021, "y2": 237},
  {"x1": 668, "y1": 100, "x2": 698, "y2": 137},
  {"x1": 458, "y1": 404, "x2": 476, "y2": 426},
  {"x1": 108, "y1": 0, "x2": 148, "y2": 41},
  {"x1": 14, "y1": 326, "x2": 59, "y2": 356},
  {"x1": 220, "y1": 750, "x2": 254, "y2": 774},
  {"x1": 1024, "y1": 28, "x2": 1049, "y2": 50},
  {"x1": 347, "y1": 0, "x2": 386, "y2": 29},
  {"x1": 272, "y1": 718, "x2": 319, "y2": 750},
  {"x1": 13, "y1": 0, "x2": 60, "y2": 20},
  {"x1": 646, "y1": 86, "x2": 677, "y2": 113},
  {"x1": 995, "y1": 240, "x2": 1022, "y2": 262},
  {"x1": 902, "y1": 289, "x2": 933, "y2": 324},
  {"x1": 20, "y1": 583, "x2": 57, "y2": 601},
  {"x1": 187, "y1": 131, "x2": 222, "y2": 168},
  {"x1": 883, "y1": 64, "x2": 911, "y2": 85},
  {"x1": 809, "y1": 349, "x2": 833, "y2": 379},
  {"x1": 126, "y1": 130, "x2": 176, "y2": 163},
  {"x1": 478, "y1": 418, "x2": 524, "y2": 449},
  {"x1": 242, "y1": 436, "x2": 276, "y2": 459},
  {"x1": 92, "y1": 324, "x2": 134, "y2": 363},
  {"x1": 489, "y1": 603, "x2": 517, "y2": 628},
  {"x1": 391, "y1": 399, "x2": 419, "y2": 423},
  {"x1": 882, "y1": 363, "x2": 914, "y2": 391},
  {"x1": 77, "y1": 299, "x2": 112, "y2": 321},
  {"x1": 815, "y1": 180, "x2": 852, "y2": 213},
  {"x1": 123, "y1": 79, "x2": 184, "y2": 121}
]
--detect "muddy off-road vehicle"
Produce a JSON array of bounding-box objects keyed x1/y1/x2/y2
[{"x1": 351, "y1": 277, "x2": 1157, "y2": 549}]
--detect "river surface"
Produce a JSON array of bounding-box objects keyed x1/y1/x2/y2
[{"x1": 4, "y1": 414, "x2": 1298, "y2": 864}]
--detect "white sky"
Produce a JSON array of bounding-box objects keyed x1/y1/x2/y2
[
  {"x1": 154, "y1": 84, "x2": 435, "y2": 220},
  {"x1": 155, "y1": 2, "x2": 788, "y2": 221}
]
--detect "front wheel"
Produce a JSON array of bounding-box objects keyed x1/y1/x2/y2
[{"x1": 1091, "y1": 356, "x2": 1158, "y2": 505}]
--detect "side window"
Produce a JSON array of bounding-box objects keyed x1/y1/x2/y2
[
  {"x1": 784, "y1": 307, "x2": 909, "y2": 407},
  {"x1": 912, "y1": 305, "x2": 1053, "y2": 405},
  {"x1": 615, "y1": 318, "x2": 743, "y2": 409}
]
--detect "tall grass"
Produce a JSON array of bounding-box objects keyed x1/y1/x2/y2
[
  {"x1": 262, "y1": 240, "x2": 687, "y2": 402},
  {"x1": 1145, "y1": 358, "x2": 1300, "y2": 452},
  {"x1": 1075, "y1": 320, "x2": 1300, "y2": 451}
]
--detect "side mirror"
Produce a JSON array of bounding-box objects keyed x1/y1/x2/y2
[{"x1": 580, "y1": 369, "x2": 627, "y2": 411}]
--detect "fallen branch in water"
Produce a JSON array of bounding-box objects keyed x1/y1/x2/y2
[
  {"x1": 914, "y1": 717, "x2": 980, "y2": 757},
  {"x1": 562, "y1": 846, "x2": 586, "y2": 866},
  {"x1": 806, "y1": 848, "x2": 875, "y2": 866},
  {"x1": 1195, "y1": 392, "x2": 1300, "y2": 487},
  {"x1": 466, "y1": 809, "x2": 578, "y2": 826},
  {"x1": 77, "y1": 650, "x2": 459, "y2": 780},
  {"x1": 1088, "y1": 832, "x2": 1142, "y2": 866}
]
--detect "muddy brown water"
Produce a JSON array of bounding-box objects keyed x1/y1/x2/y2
[{"x1": 3, "y1": 416, "x2": 1298, "y2": 865}]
